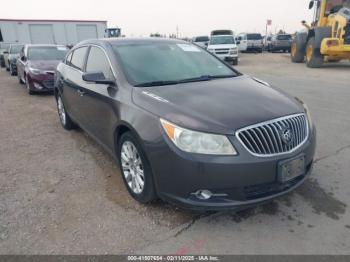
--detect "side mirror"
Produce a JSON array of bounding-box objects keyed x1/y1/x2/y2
[
  {"x1": 237, "y1": 41, "x2": 241, "y2": 45},
  {"x1": 82, "y1": 72, "x2": 116, "y2": 86},
  {"x1": 308, "y1": 1, "x2": 314, "y2": 9},
  {"x1": 21, "y1": 56, "x2": 26, "y2": 62}
]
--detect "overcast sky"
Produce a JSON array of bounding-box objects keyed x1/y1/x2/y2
[{"x1": 0, "y1": 0, "x2": 314, "y2": 37}]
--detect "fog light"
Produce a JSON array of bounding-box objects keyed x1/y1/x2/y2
[
  {"x1": 33, "y1": 82, "x2": 43, "y2": 90},
  {"x1": 192, "y1": 190, "x2": 213, "y2": 200}
]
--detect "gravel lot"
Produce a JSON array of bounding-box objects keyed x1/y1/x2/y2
[{"x1": 0, "y1": 53, "x2": 349, "y2": 255}]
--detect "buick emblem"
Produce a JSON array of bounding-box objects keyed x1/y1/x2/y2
[{"x1": 281, "y1": 127, "x2": 293, "y2": 144}]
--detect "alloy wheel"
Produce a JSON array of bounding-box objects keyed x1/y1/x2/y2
[
  {"x1": 57, "y1": 97, "x2": 67, "y2": 126},
  {"x1": 120, "y1": 141, "x2": 145, "y2": 194}
]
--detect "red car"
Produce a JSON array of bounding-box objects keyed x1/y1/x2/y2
[{"x1": 17, "y1": 45, "x2": 69, "y2": 95}]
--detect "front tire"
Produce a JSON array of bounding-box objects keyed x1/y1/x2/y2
[
  {"x1": 291, "y1": 39, "x2": 305, "y2": 63},
  {"x1": 306, "y1": 37, "x2": 323, "y2": 68},
  {"x1": 26, "y1": 76, "x2": 34, "y2": 95},
  {"x1": 118, "y1": 132, "x2": 157, "y2": 204},
  {"x1": 56, "y1": 95, "x2": 77, "y2": 130}
]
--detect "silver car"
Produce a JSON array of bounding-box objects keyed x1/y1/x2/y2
[{"x1": 4, "y1": 44, "x2": 24, "y2": 75}]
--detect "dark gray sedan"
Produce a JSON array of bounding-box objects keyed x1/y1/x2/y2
[{"x1": 54, "y1": 38, "x2": 316, "y2": 211}]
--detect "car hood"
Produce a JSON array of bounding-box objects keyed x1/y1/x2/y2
[
  {"x1": 208, "y1": 44, "x2": 237, "y2": 49},
  {"x1": 132, "y1": 75, "x2": 304, "y2": 134},
  {"x1": 28, "y1": 60, "x2": 61, "y2": 71}
]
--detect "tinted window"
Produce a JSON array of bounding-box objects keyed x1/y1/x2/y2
[
  {"x1": 247, "y1": 34, "x2": 263, "y2": 40},
  {"x1": 112, "y1": 43, "x2": 237, "y2": 86},
  {"x1": 70, "y1": 47, "x2": 88, "y2": 71},
  {"x1": 210, "y1": 36, "x2": 235, "y2": 45},
  {"x1": 277, "y1": 35, "x2": 292, "y2": 40},
  {"x1": 28, "y1": 46, "x2": 69, "y2": 61},
  {"x1": 86, "y1": 46, "x2": 114, "y2": 79},
  {"x1": 195, "y1": 36, "x2": 209, "y2": 42},
  {"x1": 10, "y1": 45, "x2": 24, "y2": 54}
]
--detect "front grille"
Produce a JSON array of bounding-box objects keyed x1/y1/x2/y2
[
  {"x1": 215, "y1": 48, "x2": 229, "y2": 54},
  {"x1": 42, "y1": 80, "x2": 54, "y2": 89},
  {"x1": 237, "y1": 114, "x2": 308, "y2": 156},
  {"x1": 345, "y1": 22, "x2": 350, "y2": 45}
]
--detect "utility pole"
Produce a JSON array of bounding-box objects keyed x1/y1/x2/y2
[{"x1": 176, "y1": 25, "x2": 179, "y2": 39}]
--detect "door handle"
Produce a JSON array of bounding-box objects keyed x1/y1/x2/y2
[{"x1": 77, "y1": 89, "x2": 85, "y2": 97}]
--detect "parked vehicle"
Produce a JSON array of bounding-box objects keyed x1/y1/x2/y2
[
  {"x1": 237, "y1": 33, "x2": 264, "y2": 52},
  {"x1": 54, "y1": 38, "x2": 316, "y2": 211},
  {"x1": 17, "y1": 44, "x2": 69, "y2": 95},
  {"x1": 207, "y1": 35, "x2": 239, "y2": 65},
  {"x1": 4, "y1": 44, "x2": 24, "y2": 75},
  {"x1": 292, "y1": 0, "x2": 350, "y2": 68},
  {"x1": 191, "y1": 36, "x2": 210, "y2": 49},
  {"x1": 0, "y1": 42, "x2": 14, "y2": 68},
  {"x1": 269, "y1": 34, "x2": 292, "y2": 52},
  {"x1": 211, "y1": 30, "x2": 234, "y2": 36}
]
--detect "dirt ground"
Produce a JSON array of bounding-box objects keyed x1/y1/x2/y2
[{"x1": 0, "y1": 53, "x2": 349, "y2": 255}]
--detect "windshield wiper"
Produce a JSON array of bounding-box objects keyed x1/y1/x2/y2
[
  {"x1": 134, "y1": 80, "x2": 180, "y2": 87},
  {"x1": 134, "y1": 74, "x2": 236, "y2": 87}
]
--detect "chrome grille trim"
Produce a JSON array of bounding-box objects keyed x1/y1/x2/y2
[{"x1": 236, "y1": 113, "x2": 309, "y2": 157}]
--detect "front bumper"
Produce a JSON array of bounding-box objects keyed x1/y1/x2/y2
[
  {"x1": 27, "y1": 73, "x2": 55, "y2": 92},
  {"x1": 215, "y1": 53, "x2": 238, "y2": 61},
  {"x1": 246, "y1": 46, "x2": 263, "y2": 51},
  {"x1": 146, "y1": 124, "x2": 316, "y2": 211}
]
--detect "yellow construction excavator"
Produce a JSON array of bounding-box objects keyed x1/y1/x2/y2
[{"x1": 291, "y1": 0, "x2": 350, "y2": 67}]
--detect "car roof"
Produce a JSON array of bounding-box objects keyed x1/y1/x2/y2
[
  {"x1": 25, "y1": 44, "x2": 67, "y2": 48},
  {"x1": 76, "y1": 37, "x2": 189, "y2": 47}
]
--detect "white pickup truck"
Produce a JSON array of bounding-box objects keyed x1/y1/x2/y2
[{"x1": 207, "y1": 35, "x2": 239, "y2": 65}]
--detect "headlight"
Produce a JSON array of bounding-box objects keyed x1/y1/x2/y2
[
  {"x1": 303, "y1": 103, "x2": 313, "y2": 128},
  {"x1": 29, "y1": 67, "x2": 44, "y2": 75},
  {"x1": 160, "y1": 119, "x2": 237, "y2": 155},
  {"x1": 295, "y1": 97, "x2": 313, "y2": 128}
]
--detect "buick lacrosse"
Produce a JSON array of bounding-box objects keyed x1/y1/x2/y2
[{"x1": 54, "y1": 38, "x2": 316, "y2": 211}]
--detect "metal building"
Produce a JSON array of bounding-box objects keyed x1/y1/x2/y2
[{"x1": 0, "y1": 19, "x2": 108, "y2": 45}]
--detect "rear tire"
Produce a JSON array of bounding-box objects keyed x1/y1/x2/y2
[
  {"x1": 118, "y1": 132, "x2": 157, "y2": 204},
  {"x1": 306, "y1": 37, "x2": 323, "y2": 68},
  {"x1": 291, "y1": 39, "x2": 305, "y2": 63}
]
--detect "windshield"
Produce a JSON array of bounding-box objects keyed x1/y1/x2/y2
[
  {"x1": 28, "y1": 46, "x2": 68, "y2": 61},
  {"x1": 326, "y1": 0, "x2": 350, "y2": 14},
  {"x1": 247, "y1": 34, "x2": 263, "y2": 40},
  {"x1": 209, "y1": 36, "x2": 235, "y2": 45},
  {"x1": 195, "y1": 36, "x2": 209, "y2": 42},
  {"x1": 112, "y1": 43, "x2": 237, "y2": 86},
  {"x1": 277, "y1": 35, "x2": 292, "y2": 40},
  {"x1": 0, "y1": 43, "x2": 12, "y2": 51},
  {"x1": 10, "y1": 45, "x2": 24, "y2": 54}
]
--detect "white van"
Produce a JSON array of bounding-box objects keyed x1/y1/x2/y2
[
  {"x1": 207, "y1": 35, "x2": 239, "y2": 65},
  {"x1": 236, "y1": 33, "x2": 263, "y2": 53}
]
